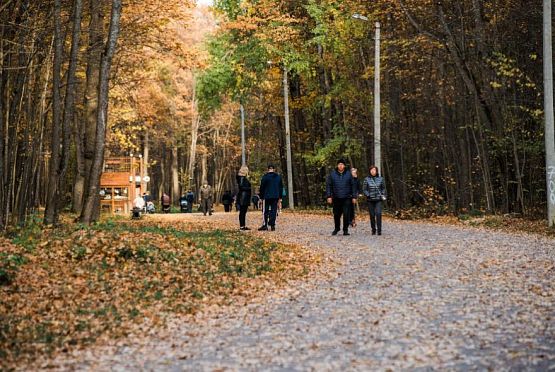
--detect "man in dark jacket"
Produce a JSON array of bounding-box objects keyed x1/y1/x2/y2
[
  {"x1": 221, "y1": 190, "x2": 233, "y2": 212},
  {"x1": 186, "y1": 190, "x2": 194, "y2": 213},
  {"x1": 326, "y1": 159, "x2": 357, "y2": 235},
  {"x1": 258, "y1": 164, "x2": 284, "y2": 231}
]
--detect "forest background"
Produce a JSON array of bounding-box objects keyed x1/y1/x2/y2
[{"x1": 0, "y1": 0, "x2": 549, "y2": 228}]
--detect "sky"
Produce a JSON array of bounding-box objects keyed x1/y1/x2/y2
[{"x1": 197, "y1": 0, "x2": 214, "y2": 6}]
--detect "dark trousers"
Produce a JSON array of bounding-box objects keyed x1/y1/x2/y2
[
  {"x1": 202, "y1": 199, "x2": 212, "y2": 215},
  {"x1": 263, "y1": 198, "x2": 279, "y2": 227},
  {"x1": 368, "y1": 201, "x2": 383, "y2": 233},
  {"x1": 239, "y1": 205, "x2": 248, "y2": 227},
  {"x1": 333, "y1": 198, "x2": 352, "y2": 232},
  {"x1": 224, "y1": 204, "x2": 231, "y2": 212},
  {"x1": 349, "y1": 202, "x2": 356, "y2": 225}
]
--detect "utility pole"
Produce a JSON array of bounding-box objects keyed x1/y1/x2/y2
[
  {"x1": 374, "y1": 21, "x2": 381, "y2": 172},
  {"x1": 544, "y1": 0, "x2": 555, "y2": 226},
  {"x1": 240, "y1": 104, "x2": 246, "y2": 166},
  {"x1": 352, "y1": 14, "x2": 382, "y2": 171},
  {"x1": 283, "y1": 68, "x2": 295, "y2": 210}
]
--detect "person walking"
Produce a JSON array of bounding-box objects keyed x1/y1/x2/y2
[
  {"x1": 186, "y1": 190, "x2": 195, "y2": 213},
  {"x1": 199, "y1": 182, "x2": 213, "y2": 216},
  {"x1": 251, "y1": 193, "x2": 260, "y2": 210},
  {"x1": 161, "y1": 192, "x2": 171, "y2": 213},
  {"x1": 362, "y1": 165, "x2": 387, "y2": 235},
  {"x1": 349, "y1": 168, "x2": 360, "y2": 227},
  {"x1": 326, "y1": 159, "x2": 357, "y2": 236},
  {"x1": 258, "y1": 164, "x2": 284, "y2": 231},
  {"x1": 222, "y1": 190, "x2": 233, "y2": 212},
  {"x1": 236, "y1": 166, "x2": 252, "y2": 230}
]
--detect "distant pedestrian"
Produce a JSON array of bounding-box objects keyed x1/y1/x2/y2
[
  {"x1": 236, "y1": 166, "x2": 252, "y2": 230},
  {"x1": 251, "y1": 193, "x2": 260, "y2": 210},
  {"x1": 186, "y1": 190, "x2": 195, "y2": 213},
  {"x1": 222, "y1": 190, "x2": 233, "y2": 212},
  {"x1": 349, "y1": 168, "x2": 360, "y2": 227},
  {"x1": 258, "y1": 164, "x2": 284, "y2": 231},
  {"x1": 326, "y1": 159, "x2": 357, "y2": 236},
  {"x1": 161, "y1": 192, "x2": 171, "y2": 213},
  {"x1": 363, "y1": 165, "x2": 387, "y2": 235},
  {"x1": 200, "y1": 182, "x2": 213, "y2": 216}
]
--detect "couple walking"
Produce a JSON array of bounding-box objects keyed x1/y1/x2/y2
[
  {"x1": 236, "y1": 164, "x2": 283, "y2": 231},
  {"x1": 326, "y1": 159, "x2": 386, "y2": 236}
]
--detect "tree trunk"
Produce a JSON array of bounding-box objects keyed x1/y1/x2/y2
[
  {"x1": 81, "y1": 0, "x2": 122, "y2": 224},
  {"x1": 44, "y1": 0, "x2": 63, "y2": 225},
  {"x1": 171, "y1": 141, "x2": 179, "y2": 204},
  {"x1": 77, "y1": 0, "x2": 104, "y2": 216},
  {"x1": 61, "y1": 0, "x2": 83, "y2": 213}
]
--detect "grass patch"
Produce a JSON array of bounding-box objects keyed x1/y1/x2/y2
[{"x1": 0, "y1": 218, "x2": 317, "y2": 369}]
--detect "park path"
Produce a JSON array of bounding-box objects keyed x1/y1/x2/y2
[{"x1": 47, "y1": 212, "x2": 554, "y2": 371}]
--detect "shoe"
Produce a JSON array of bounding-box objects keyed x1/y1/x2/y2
[
  {"x1": 343, "y1": 231, "x2": 350, "y2": 236},
  {"x1": 332, "y1": 230, "x2": 339, "y2": 236},
  {"x1": 242, "y1": 227, "x2": 251, "y2": 231},
  {"x1": 270, "y1": 226, "x2": 275, "y2": 231},
  {"x1": 378, "y1": 232, "x2": 382, "y2": 236},
  {"x1": 258, "y1": 225, "x2": 268, "y2": 231},
  {"x1": 372, "y1": 231, "x2": 376, "y2": 235}
]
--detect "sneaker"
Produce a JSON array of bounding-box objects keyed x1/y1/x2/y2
[
  {"x1": 332, "y1": 230, "x2": 339, "y2": 236},
  {"x1": 270, "y1": 226, "x2": 275, "y2": 231},
  {"x1": 343, "y1": 231, "x2": 350, "y2": 236},
  {"x1": 258, "y1": 225, "x2": 268, "y2": 231}
]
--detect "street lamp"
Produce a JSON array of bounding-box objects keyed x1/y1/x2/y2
[
  {"x1": 352, "y1": 13, "x2": 382, "y2": 172},
  {"x1": 240, "y1": 103, "x2": 246, "y2": 166},
  {"x1": 267, "y1": 60, "x2": 295, "y2": 210}
]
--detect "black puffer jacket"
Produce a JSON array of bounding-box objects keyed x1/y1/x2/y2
[
  {"x1": 363, "y1": 176, "x2": 386, "y2": 202},
  {"x1": 326, "y1": 169, "x2": 357, "y2": 199},
  {"x1": 236, "y1": 176, "x2": 252, "y2": 206}
]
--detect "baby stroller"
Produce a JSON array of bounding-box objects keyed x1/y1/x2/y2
[
  {"x1": 145, "y1": 201, "x2": 155, "y2": 214},
  {"x1": 131, "y1": 207, "x2": 142, "y2": 220}
]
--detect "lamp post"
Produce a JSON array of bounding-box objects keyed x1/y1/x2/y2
[
  {"x1": 544, "y1": 0, "x2": 555, "y2": 226},
  {"x1": 353, "y1": 13, "x2": 381, "y2": 172},
  {"x1": 240, "y1": 103, "x2": 246, "y2": 166},
  {"x1": 268, "y1": 60, "x2": 295, "y2": 210}
]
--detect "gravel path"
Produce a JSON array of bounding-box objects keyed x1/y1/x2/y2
[{"x1": 46, "y1": 212, "x2": 555, "y2": 371}]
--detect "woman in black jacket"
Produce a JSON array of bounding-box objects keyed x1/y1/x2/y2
[
  {"x1": 362, "y1": 166, "x2": 387, "y2": 235},
  {"x1": 236, "y1": 166, "x2": 252, "y2": 230}
]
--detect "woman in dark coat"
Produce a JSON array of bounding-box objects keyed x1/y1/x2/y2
[
  {"x1": 236, "y1": 165, "x2": 252, "y2": 230},
  {"x1": 349, "y1": 168, "x2": 360, "y2": 227},
  {"x1": 362, "y1": 165, "x2": 387, "y2": 235}
]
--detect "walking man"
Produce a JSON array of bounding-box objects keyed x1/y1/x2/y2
[
  {"x1": 186, "y1": 190, "x2": 195, "y2": 213},
  {"x1": 258, "y1": 164, "x2": 284, "y2": 231},
  {"x1": 326, "y1": 159, "x2": 357, "y2": 236},
  {"x1": 200, "y1": 181, "x2": 213, "y2": 216}
]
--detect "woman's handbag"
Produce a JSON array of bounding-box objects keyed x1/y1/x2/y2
[{"x1": 371, "y1": 178, "x2": 386, "y2": 201}]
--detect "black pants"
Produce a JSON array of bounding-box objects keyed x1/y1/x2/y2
[
  {"x1": 333, "y1": 198, "x2": 352, "y2": 232},
  {"x1": 202, "y1": 199, "x2": 212, "y2": 215},
  {"x1": 239, "y1": 205, "x2": 248, "y2": 227},
  {"x1": 224, "y1": 204, "x2": 231, "y2": 212},
  {"x1": 263, "y1": 198, "x2": 279, "y2": 227},
  {"x1": 368, "y1": 201, "x2": 383, "y2": 233}
]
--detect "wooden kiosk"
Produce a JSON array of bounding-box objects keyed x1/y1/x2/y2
[{"x1": 99, "y1": 156, "x2": 147, "y2": 215}]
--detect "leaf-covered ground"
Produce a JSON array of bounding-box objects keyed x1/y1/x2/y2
[
  {"x1": 38, "y1": 212, "x2": 555, "y2": 371},
  {"x1": 0, "y1": 215, "x2": 319, "y2": 370}
]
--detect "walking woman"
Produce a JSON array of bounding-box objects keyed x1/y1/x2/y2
[
  {"x1": 349, "y1": 168, "x2": 360, "y2": 227},
  {"x1": 362, "y1": 166, "x2": 386, "y2": 235},
  {"x1": 237, "y1": 165, "x2": 252, "y2": 230}
]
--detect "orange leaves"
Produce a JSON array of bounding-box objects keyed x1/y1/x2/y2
[{"x1": 1, "y1": 217, "x2": 318, "y2": 369}]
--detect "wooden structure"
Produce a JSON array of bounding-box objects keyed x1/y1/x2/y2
[{"x1": 100, "y1": 156, "x2": 147, "y2": 214}]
